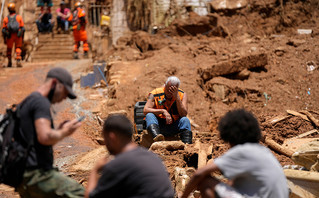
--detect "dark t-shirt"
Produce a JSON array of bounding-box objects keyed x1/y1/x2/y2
[
  {"x1": 40, "y1": 13, "x2": 52, "y2": 24},
  {"x1": 19, "y1": 92, "x2": 54, "y2": 170},
  {"x1": 89, "y1": 147, "x2": 175, "y2": 198}
]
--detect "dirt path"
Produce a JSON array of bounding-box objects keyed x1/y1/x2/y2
[{"x1": 0, "y1": 60, "x2": 98, "y2": 197}]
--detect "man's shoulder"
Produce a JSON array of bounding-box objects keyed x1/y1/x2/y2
[
  {"x1": 25, "y1": 92, "x2": 50, "y2": 105},
  {"x1": 150, "y1": 87, "x2": 164, "y2": 95}
]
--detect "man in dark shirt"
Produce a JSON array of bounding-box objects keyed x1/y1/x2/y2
[
  {"x1": 16, "y1": 67, "x2": 84, "y2": 197},
  {"x1": 36, "y1": 6, "x2": 54, "y2": 33},
  {"x1": 85, "y1": 114, "x2": 175, "y2": 198}
]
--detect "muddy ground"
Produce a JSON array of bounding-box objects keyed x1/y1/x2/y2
[
  {"x1": 1, "y1": 0, "x2": 319, "y2": 197},
  {"x1": 100, "y1": 0, "x2": 319, "y2": 182}
]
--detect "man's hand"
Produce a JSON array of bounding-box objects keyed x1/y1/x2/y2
[
  {"x1": 60, "y1": 119, "x2": 82, "y2": 138},
  {"x1": 169, "y1": 86, "x2": 179, "y2": 99},
  {"x1": 163, "y1": 110, "x2": 173, "y2": 124}
]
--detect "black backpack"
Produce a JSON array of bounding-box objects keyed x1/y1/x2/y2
[
  {"x1": 7, "y1": 14, "x2": 20, "y2": 33},
  {"x1": 0, "y1": 104, "x2": 33, "y2": 187},
  {"x1": 71, "y1": 9, "x2": 79, "y2": 26}
]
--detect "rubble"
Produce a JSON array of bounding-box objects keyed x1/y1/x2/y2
[{"x1": 198, "y1": 53, "x2": 268, "y2": 82}]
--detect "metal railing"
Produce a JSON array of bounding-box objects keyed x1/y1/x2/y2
[{"x1": 88, "y1": 4, "x2": 107, "y2": 26}]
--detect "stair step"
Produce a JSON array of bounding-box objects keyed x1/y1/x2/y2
[
  {"x1": 32, "y1": 55, "x2": 73, "y2": 59},
  {"x1": 38, "y1": 34, "x2": 72, "y2": 39},
  {"x1": 37, "y1": 41, "x2": 74, "y2": 45},
  {"x1": 37, "y1": 39, "x2": 74, "y2": 43},
  {"x1": 36, "y1": 46, "x2": 73, "y2": 50},
  {"x1": 34, "y1": 51, "x2": 73, "y2": 55}
]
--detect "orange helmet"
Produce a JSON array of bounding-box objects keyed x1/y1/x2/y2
[
  {"x1": 7, "y1": 3, "x2": 15, "y2": 12},
  {"x1": 75, "y1": 1, "x2": 81, "y2": 8}
]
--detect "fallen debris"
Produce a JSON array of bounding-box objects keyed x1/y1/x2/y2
[
  {"x1": 198, "y1": 53, "x2": 268, "y2": 82},
  {"x1": 263, "y1": 137, "x2": 294, "y2": 157},
  {"x1": 210, "y1": 0, "x2": 248, "y2": 11},
  {"x1": 287, "y1": 110, "x2": 310, "y2": 122},
  {"x1": 150, "y1": 141, "x2": 185, "y2": 151}
]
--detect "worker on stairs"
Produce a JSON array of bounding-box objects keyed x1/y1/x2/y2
[
  {"x1": 68, "y1": 1, "x2": 89, "y2": 59},
  {"x1": 2, "y1": 3, "x2": 25, "y2": 67}
]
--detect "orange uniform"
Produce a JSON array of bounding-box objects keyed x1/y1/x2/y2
[
  {"x1": 149, "y1": 87, "x2": 184, "y2": 122},
  {"x1": 68, "y1": 7, "x2": 89, "y2": 53},
  {"x1": 2, "y1": 14, "x2": 24, "y2": 60}
]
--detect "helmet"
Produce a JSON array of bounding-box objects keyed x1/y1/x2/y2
[
  {"x1": 75, "y1": 1, "x2": 81, "y2": 7},
  {"x1": 7, "y1": 3, "x2": 15, "y2": 12}
]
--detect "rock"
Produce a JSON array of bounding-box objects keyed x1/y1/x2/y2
[
  {"x1": 108, "y1": 110, "x2": 127, "y2": 116},
  {"x1": 275, "y1": 47, "x2": 286, "y2": 56},
  {"x1": 236, "y1": 68, "x2": 250, "y2": 79},
  {"x1": 286, "y1": 39, "x2": 306, "y2": 47},
  {"x1": 212, "y1": 84, "x2": 226, "y2": 100},
  {"x1": 210, "y1": 0, "x2": 248, "y2": 11},
  {"x1": 150, "y1": 141, "x2": 185, "y2": 151},
  {"x1": 106, "y1": 99, "x2": 116, "y2": 106}
]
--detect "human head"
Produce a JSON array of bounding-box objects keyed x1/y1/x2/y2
[
  {"x1": 74, "y1": 1, "x2": 81, "y2": 8},
  {"x1": 46, "y1": 67, "x2": 77, "y2": 103},
  {"x1": 7, "y1": 3, "x2": 15, "y2": 13},
  {"x1": 102, "y1": 114, "x2": 133, "y2": 155},
  {"x1": 218, "y1": 109, "x2": 261, "y2": 146},
  {"x1": 60, "y1": 1, "x2": 66, "y2": 9},
  {"x1": 164, "y1": 76, "x2": 180, "y2": 99},
  {"x1": 43, "y1": 6, "x2": 49, "y2": 13}
]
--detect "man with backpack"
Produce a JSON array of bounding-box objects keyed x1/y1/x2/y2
[
  {"x1": 68, "y1": 1, "x2": 89, "y2": 59},
  {"x1": 2, "y1": 3, "x2": 25, "y2": 67},
  {"x1": 10, "y1": 67, "x2": 85, "y2": 197}
]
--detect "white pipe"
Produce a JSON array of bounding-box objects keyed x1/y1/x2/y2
[{"x1": 0, "y1": 0, "x2": 5, "y2": 25}]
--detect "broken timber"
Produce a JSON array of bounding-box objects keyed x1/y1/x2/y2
[
  {"x1": 199, "y1": 53, "x2": 268, "y2": 81},
  {"x1": 263, "y1": 138, "x2": 294, "y2": 157},
  {"x1": 287, "y1": 110, "x2": 310, "y2": 121}
]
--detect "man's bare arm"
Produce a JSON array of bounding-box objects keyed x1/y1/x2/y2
[
  {"x1": 176, "y1": 92, "x2": 188, "y2": 117},
  {"x1": 85, "y1": 157, "x2": 109, "y2": 198},
  {"x1": 35, "y1": 118, "x2": 81, "y2": 146},
  {"x1": 181, "y1": 162, "x2": 220, "y2": 198},
  {"x1": 143, "y1": 94, "x2": 167, "y2": 115}
]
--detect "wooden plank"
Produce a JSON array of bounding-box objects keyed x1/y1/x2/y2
[
  {"x1": 285, "y1": 169, "x2": 319, "y2": 183},
  {"x1": 295, "y1": 130, "x2": 318, "y2": 139},
  {"x1": 300, "y1": 111, "x2": 319, "y2": 128},
  {"x1": 264, "y1": 138, "x2": 294, "y2": 157},
  {"x1": 194, "y1": 140, "x2": 208, "y2": 168},
  {"x1": 287, "y1": 180, "x2": 317, "y2": 198},
  {"x1": 265, "y1": 115, "x2": 291, "y2": 125},
  {"x1": 287, "y1": 110, "x2": 310, "y2": 121},
  {"x1": 282, "y1": 138, "x2": 319, "y2": 152}
]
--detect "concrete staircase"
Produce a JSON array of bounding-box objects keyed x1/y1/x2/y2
[{"x1": 32, "y1": 0, "x2": 74, "y2": 61}]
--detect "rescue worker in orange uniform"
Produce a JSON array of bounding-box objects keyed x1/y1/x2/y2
[
  {"x1": 2, "y1": 3, "x2": 25, "y2": 67},
  {"x1": 68, "y1": 1, "x2": 89, "y2": 59},
  {"x1": 143, "y1": 76, "x2": 193, "y2": 144}
]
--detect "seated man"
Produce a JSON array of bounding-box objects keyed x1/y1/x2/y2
[
  {"x1": 56, "y1": 1, "x2": 70, "y2": 33},
  {"x1": 36, "y1": 6, "x2": 54, "y2": 33},
  {"x1": 143, "y1": 76, "x2": 192, "y2": 144},
  {"x1": 85, "y1": 114, "x2": 175, "y2": 198},
  {"x1": 182, "y1": 109, "x2": 289, "y2": 198}
]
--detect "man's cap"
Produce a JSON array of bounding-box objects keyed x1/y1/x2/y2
[
  {"x1": 60, "y1": 1, "x2": 66, "y2": 5},
  {"x1": 47, "y1": 67, "x2": 77, "y2": 99}
]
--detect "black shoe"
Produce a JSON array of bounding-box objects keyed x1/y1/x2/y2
[
  {"x1": 84, "y1": 51, "x2": 88, "y2": 58},
  {"x1": 179, "y1": 130, "x2": 193, "y2": 144},
  {"x1": 7, "y1": 61, "x2": 12, "y2": 68},
  {"x1": 16, "y1": 60, "x2": 22, "y2": 67},
  {"x1": 147, "y1": 124, "x2": 164, "y2": 142},
  {"x1": 73, "y1": 52, "x2": 79, "y2": 59}
]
